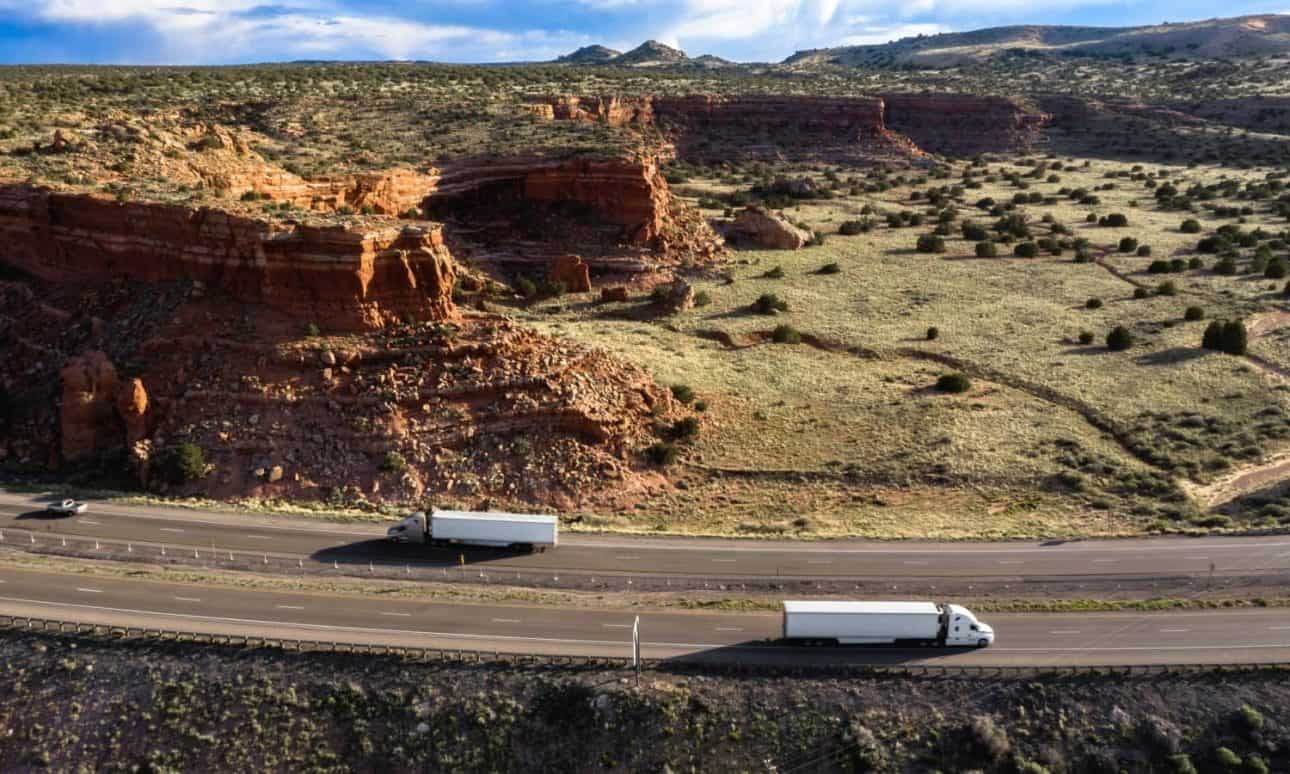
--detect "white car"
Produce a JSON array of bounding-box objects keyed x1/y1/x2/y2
[{"x1": 45, "y1": 499, "x2": 87, "y2": 515}]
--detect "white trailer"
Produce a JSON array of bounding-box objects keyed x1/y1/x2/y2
[
  {"x1": 385, "y1": 510, "x2": 558, "y2": 551},
  {"x1": 782, "y1": 601, "x2": 994, "y2": 647}
]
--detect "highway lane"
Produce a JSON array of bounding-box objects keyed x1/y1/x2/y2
[
  {"x1": 3, "y1": 491, "x2": 1289, "y2": 582},
  {"x1": 1, "y1": 565, "x2": 1288, "y2": 666}
]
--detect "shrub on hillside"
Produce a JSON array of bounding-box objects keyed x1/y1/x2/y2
[
  {"x1": 935, "y1": 373, "x2": 972, "y2": 393},
  {"x1": 1106, "y1": 326, "x2": 1133, "y2": 351},
  {"x1": 916, "y1": 234, "x2": 946, "y2": 253},
  {"x1": 975, "y1": 241, "x2": 998, "y2": 257},
  {"x1": 670, "y1": 384, "x2": 695, "y2": 404},
  {"x1": 1180, "y1": 218, "x2": 1202, "y2": 233},
  {"x1": 771, "y1": 324, "x2": 801, "y2": 344},
  {"x1": 167, "y1": 443, "x2": 206, "y2": 484},
  {"x1": 1014, "y1": 242, "x2": 1039, "y2": 258},
  {"x1": 1119, "y1": 236, "x2": 1139, "y2": 253},
  {"x1": 1086, "y1": 297, "x2": 1103, "y2": 309},
  {"x1": 1184, "y1": 306, "x2": 1204, "y2": 321},
  {"x1": 752, "y1": 293, "x2": 789, "y2": 315}
]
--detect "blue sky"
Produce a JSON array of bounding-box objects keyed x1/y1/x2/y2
[{"x1": 0, "y1": 1, "x2": 1285, "y2": 65}]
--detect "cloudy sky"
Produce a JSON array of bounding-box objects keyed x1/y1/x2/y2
[{"x1": 0, "y1": 1, "x2": 1284, "y2": 65}]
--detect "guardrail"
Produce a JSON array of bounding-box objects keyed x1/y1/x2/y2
[{"x1": 3, "y1": 612, "x2": 1288, "y2": 678}]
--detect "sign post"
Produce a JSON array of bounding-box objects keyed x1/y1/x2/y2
[{"x1": 632, "y1": 615, "x2": 641, "y2": 687}]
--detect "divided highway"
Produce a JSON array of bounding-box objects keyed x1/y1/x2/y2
[
  {"x1": 2, "y1": 565, "x2": 1290, "y2": 666},
  {"x1": 3, "y1": 491, "x2": 1290, "y2": 666},
  {"x1": 3, "y1": 492, "x2": 1289, "y2": 581}
]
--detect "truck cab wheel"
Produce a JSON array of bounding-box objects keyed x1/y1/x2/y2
[{"x1": 977, "y1": 638, "x2": 989, "y2": 648}]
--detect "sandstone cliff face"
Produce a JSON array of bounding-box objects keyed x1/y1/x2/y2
[
  {"x1": 527, "y1": 94, "x2": 920, "y2": 162},
  {"x1": 0, "y1": 185, "x2": 456, "y2": 331},
  {"x1": 527, "y1": 93, "x2": 1050, "y2": 159},
  {"x1": 879, "y1": 94, "x2": 1050, "y2": 156},
  {"x1": 426, "y1": 156, "x2": 671, "y2": 246}
]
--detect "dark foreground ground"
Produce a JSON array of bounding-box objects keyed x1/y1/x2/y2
[{"x1": 0, "y1": 629, "x2": 1285, "y2": 772}]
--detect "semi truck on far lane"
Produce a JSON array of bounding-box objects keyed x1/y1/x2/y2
[
  {"x1": 783, "y1": 601, "x2": 995, "y2": 647},
  {"x1": 385, "y1": 510, "x2": 558, "y2": 551}
]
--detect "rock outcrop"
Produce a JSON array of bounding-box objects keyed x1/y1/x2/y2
[
  {"x1": 728, "y1": 206, "x2": 811, "y2": 250},
  {"x1": 0, "y1": 185, "x2": 456, "y2": 331},
  {"x1": 549, "y1": 255, "x2": 592, "y2": 293},
  {"x1": 59, "y1": 352, "x2": 121, "y2": 461},
  {"x1": 526, "y1": 93, "x2": 1050, "y2": 159},
  {"x1": 879, "y1": 94, "x2": 1049, "y2": 156}
]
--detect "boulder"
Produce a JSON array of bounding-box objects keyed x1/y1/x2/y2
[
  {"x1": 549, "y1": 254, "x2": 592, "y2": 293},
  {"x1": 600, "y1": 286, "x2": 630, "y2": 303},
  {"x1": 663, "y1": 279, "x2": 695, "y2": 313},
  {"x1": 729, "y1": 206, "x2": 811, "y2": 250}
]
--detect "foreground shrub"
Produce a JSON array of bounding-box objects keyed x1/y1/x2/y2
[
  {"x1": 916, "y1": 233, "x2": 946, "y2": 253},
  {"x1": 1184, "y1": 306, "x2": 1204, "y2": 321},
  {"x1": 771, "y1": 324, "x2": 801, "y2": 344},
  {"x1": 167, "y1": 443, "x2": 207, "y2": 484},
  {"x1": 670, "y1": 384, "x2": 695, "y2": 404},
  {"x1": 975, "y1": 241, "x2": 998, "y2": 257},
  {"x1": 752, "y1": 293, "x2": 789, "y2": 315},
  {"x1": 1106, "y1": 326, "x2": 1133, "y2": 351},
  {"x1": 935, "y1": 373, "x2": 972, "y2": 393},
  {"x1": 645, "y1": 442, "x2": 678, "y2": 466}
]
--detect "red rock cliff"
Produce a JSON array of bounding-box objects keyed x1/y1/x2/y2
[
  {"x1": 879, "y1": 94, "x2": 1049, "y2": 156},
  {"x1": 0, "y1": 185, "x2": 456, "y2": 331}
]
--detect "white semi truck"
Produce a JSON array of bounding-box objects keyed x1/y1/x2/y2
[
  {"x1": 782, "y1": 601, "x2": 995, "y2": 647},
  {"x1": 385, "y1": 510, "x2": 558, "y2": 551}
]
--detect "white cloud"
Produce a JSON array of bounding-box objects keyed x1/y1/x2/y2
[
  {"x1": 839, "y1": 22, "x2": 949, "y2": 45},
  {"x1": 0, "y1": 0, "x2": 580, "y2": 63}
]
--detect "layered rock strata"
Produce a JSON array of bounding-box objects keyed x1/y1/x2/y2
[
  {"x1": 0, "y1": 185, "x2": 456, "y2": 331},
  {"x1": 526, "y1": 93, "x2": 1051, "y2": 159}
]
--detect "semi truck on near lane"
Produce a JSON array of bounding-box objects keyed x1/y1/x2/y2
[
  {"x1": 385, "y1": 510, "x2": 558, "y2": 551},
  {"x1": 783, "y1": 601, "x2": 995, "y2": 647}
]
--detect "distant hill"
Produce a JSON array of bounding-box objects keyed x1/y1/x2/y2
[
  {"x1": 554, "y1": 40, "x2": 733, "y2": 68},
  {"x1": 556, "y1": 45, "x2": 621, "y2": 64},
  {"x1": 785, "y1": 14, "x2": 1290, "y2": 68},
  {"x1": 612, "y1": 40, "x2": 691, "y2": 66}
]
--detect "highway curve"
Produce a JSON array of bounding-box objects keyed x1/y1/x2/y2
[{"x1": 3, "y1": 492, "x2": 1289, "y2": 583}]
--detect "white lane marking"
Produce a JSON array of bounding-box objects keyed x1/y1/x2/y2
[
  {"x1": 602, "y1": 623, "x2": 633, "y2": 629},
  {"x1": 715, "y1": 627, "x2": 743, "y2": 632},
  {"x1": 615, "y1": 555, "x2": 640, "y2": 560},
  {"x1": 79, "y1": 520, "x2": 101, "y2": 525},
  {"x1": 806, "y1": 559, "x2": 833, "y2": 565},
  {"x1": 173, "y1": 596, "x2": 201, "y2": 603},
  {"x1": 1160, "y1": 628, "x2": 1189, "y2": 633},
  {"x1": 381, "y1": 612, "x2": 411, "y2": 618},
  {"x1": 492, "y1": 618, "x2": 522, "y2": 624},
  {"x1": 1049, "y1": 629, "x2": 1081, "y2": 635},
  {"x1": 245, "y1": 535, "x2": 273, "y2": 540},
  {"x1": 1092, "y1": 559, "x2": 1118, "y2": 563},
  {"x1": 275, "y1": 605, "x2": 304, "y2": 610},
  {"x1": 903, "y1": 561, "x2": 929, "y2": 565},
  {"x1": 159, "y1": 528, "x2": 185, "y2": 534},
  {"x1": 1184, "y1": 556, "x2": 1209, "y2": 561},
  {"x1": 76, "y1": 588, "x2": 102, "y2": 594},
  {"x1": 997, "y1": 560, "x2": 1024, "y2": 565},
  {"x1": 6, "y1": 593, "x2": 1290, "y2": 654},
  {"x1": 1270, "y1": 626, "x2": 1290, "y2": 631}
]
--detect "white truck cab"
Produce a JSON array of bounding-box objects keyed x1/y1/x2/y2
[
  {"x1": 386, "y1": 512, "x2": 427, "y2": 543},
  {"x1": 945, "y1": 604, "x2": 995, "y2": 647}
]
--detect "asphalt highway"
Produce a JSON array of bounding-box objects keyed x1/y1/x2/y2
[
  {"x1": 3, "y1": 492, "x2": 1289, "y2": 582},
  {"x1": 1, "y1": 565, "x2": 1288, "y2": 666}
]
